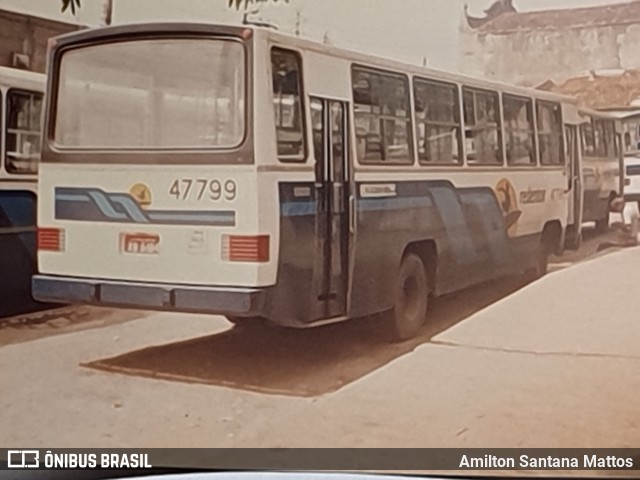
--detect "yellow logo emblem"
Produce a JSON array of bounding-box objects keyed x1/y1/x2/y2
[
  {"x1": 495, "y1": 178, "x2": 521, "y2": 237},
  {"x1": 129, "y1": 183, "x2": 152, "y2": 209}
]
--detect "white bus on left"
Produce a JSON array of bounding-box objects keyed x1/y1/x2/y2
[
  {"x1": 31, "y1": 24, "x2": 616, "y2": 339},
  {"x1": 0, "y1": 66, "x2": 47, "y2": 316}
]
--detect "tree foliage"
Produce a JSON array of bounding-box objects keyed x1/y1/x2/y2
[
  {"x1": 61, "y1": 0, "x2": 81, "y2": 14},
  {"x1": 61, "y1": 0, "x2": 290, "y2": 15},
  {"x1": 228, "y1": 0, "x2": 289, "y2": 9}
]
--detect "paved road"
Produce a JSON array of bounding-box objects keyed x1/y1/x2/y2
[{"x1": 1, "y1": 226, "x2": 638, "y2": 448}]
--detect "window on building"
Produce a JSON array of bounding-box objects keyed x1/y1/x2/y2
[
  {"x1": 5, "y1": 90, "x2": 43, "y2": 174},
  {"x1": 271, "y1": 48, "x2": 305, "y2": 161},
  {"x1": 536, "y1": 101, "x2": 564, "y2": 165},
  {"x1": 413, "y1": 78, "x2": 462, "y2": 166},
  {"x1": 352, "y1": 67, "x2": 413, "y2": 164},
  {"x1": 503, "y1": 95, "x2": 536, "y2": 166},
  {"x1": 462, "y1": 87, "x2": 502, "y2": 166}
]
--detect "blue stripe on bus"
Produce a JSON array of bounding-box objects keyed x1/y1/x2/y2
[
  {"x1": 147, "y1": 211, "x2": 236, "y2": 226},
  {"x1": 281, "y1": 201, "x2": 317, "y2": 217},
  {"x1": 55, "y1": 187, "x2": 236, "y2": 227},
  {"x1": 358, "y1": 196, "x2": 433, "y2": 212},
  {"x1": 280, "y1": 196, "x2": 435, "y2": 216}
]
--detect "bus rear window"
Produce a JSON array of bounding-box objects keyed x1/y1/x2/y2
[{"x1": 54, "y1": 38, "x2": 246, "y2": 149}]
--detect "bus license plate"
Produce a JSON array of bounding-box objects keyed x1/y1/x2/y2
[{"x1": 120, "y1": 233, "x2": 160, "y2": 255}]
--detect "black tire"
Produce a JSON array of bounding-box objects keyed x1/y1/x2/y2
[
  {"x1": 572, "y1": 231, "x2": 583, "y2": 250},
  {"x1": 596, "y1": 196, "x2": 615, "y2": 233},
  {"x1": 595, "y1": 215, "x2": 609, "y2": 233},
  {"x1": 523, "y1": 237, "x2": 551, "y2": 283},
  {"x1": 565, "y1": 227, "x2": 582, "y2": 251},
  {"x1": 390, "y1": 253, "x2": 429, "y2": 342}
]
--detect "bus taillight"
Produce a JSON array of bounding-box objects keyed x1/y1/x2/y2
[
  {"x1": 222, "y1": 235, "x2": 270, "y2": 263},
  {"x1": 38, "y1": 228, "x2": 65, "y2": 252}
]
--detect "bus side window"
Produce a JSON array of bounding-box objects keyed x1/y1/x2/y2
[
  {"x1": 271, "y1": 48, "x2": 305, "y2": 162},
  {"x1": 310, "y1": 98, "x2": 325, "y2": 179},
  {"x1": 462, "y1": 87, "x2": 502, "y2": 166},
  {"x1": 581, "y1": 119, "x2": 595, "y2": 157},
  {"x1": 503, "y1": 94, "x2": 536, "y2": 166},
  {"x1": 351, "y1": 67, "x2": 413, "y2": 165},
  {"x1": 604, "y1": 121, "x2": 616, "y2": 158},
  {"x1": 593, "y1": 119, "x2": 607, "y2": 157},
  {"x1": 537, "y1": 101, "x2": 564, "y2": 166},
  {"x1": 413, "y1": 78, "x2": 462, "y2": 166}
]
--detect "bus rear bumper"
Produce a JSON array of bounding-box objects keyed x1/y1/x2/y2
[{"x1": 32, "y1": 275, "x2": 268, "y2": 316}]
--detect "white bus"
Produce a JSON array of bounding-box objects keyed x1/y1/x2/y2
[
  {"x1": 563, "y1": 108, "x2": 623, "y2": 246},
  {"x1": 34, "y1": 24, "x2": 573, "y2": 340},
  {"x1": 578, "y1": 110, "x2": 623, "y2": 231},
  {"x1": 0, "y1": 66, "x2": 46, "y2": 317}
]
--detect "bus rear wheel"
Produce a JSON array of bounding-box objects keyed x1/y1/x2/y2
[{"x1": 390, "y1": 253, "x2": 429, "y2": 342}]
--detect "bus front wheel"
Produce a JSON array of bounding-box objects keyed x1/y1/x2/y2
[
  {"x1": 524, "y1": 232, "x2": 555, "y2": 282},
  {"x1": 564, "y1": 225, "x2": 582, "y2": 251},
  {"x1": 390, "y1": 253, "x2": 429, "y2": 342},
  {"x1": 596, "y1": 195, "x2": 616, "y2": 233}
]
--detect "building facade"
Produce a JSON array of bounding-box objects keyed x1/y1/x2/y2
[
  {"x1": 459, "y1": 0, "x2": 640, "y2": 88},
  {"x1": 0, "y1": 8, "x2": 81, "y2": 74}
]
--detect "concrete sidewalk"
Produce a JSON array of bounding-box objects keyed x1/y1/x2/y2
[
  {"x1": 1, "y1": 248, "x2": 640, "y2": 447},
  {"x1": 239, "y1": 247, "x2": 640, "y2": 447}
]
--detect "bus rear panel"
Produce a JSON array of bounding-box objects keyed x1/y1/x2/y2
[{"x1": 35, "y1": 25, "x2": 279, "y2": 318}]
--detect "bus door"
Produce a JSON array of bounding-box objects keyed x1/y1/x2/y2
[
  {"x1": 566, "y1": 124, "x2": 584, "y2": 243},
  {"x1": 310, "y1": 98, "x2": 351, "y2": 320}
]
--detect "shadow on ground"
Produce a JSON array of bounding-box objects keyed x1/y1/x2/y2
[
  {"x1": 84, "y1": 275, "x2": 528, "y2": 397},
  {"x1": 82, "y1": 224, "x2": 633, "y2": 397}
]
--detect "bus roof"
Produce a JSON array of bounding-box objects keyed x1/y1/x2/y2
[
  {"x1": 260, "y1": 27, "x2": 577, "y2": 104},
  {"x1": 577, "y1": 105, "x2": 619, "y2": 120},
  {"x1": 600, "y1": 108, "x2": 640, "y2": 120},
  {"x1": 0, "y1": 66, "x2": 46, "y2": 92},
  {"x1": 49, "y1": 21, "x2": 575, "y2": 105}
]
